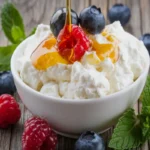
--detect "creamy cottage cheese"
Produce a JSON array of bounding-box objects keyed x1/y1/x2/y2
[{"x1": 16, "y1": 22, "x2": 148, "y2": 99}]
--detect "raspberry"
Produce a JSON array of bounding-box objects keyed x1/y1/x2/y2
[
  {"x1": 57, "y1": 24, "x2": 91, "y2": 62},
  {"x1": 22, "y1": 117, "x2": 57, "y2": 150},
  {"x1": 0, "y1": 94, "x2": 21, "y2": 128}
]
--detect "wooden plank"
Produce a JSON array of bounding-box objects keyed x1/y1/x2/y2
[
  {"x1": 57, "y1": 136, "x2": 75, "y2": 150},
  {"x1": 23, "y1": 107, "x2": 33, "y2": 121},
  {"x1": 126, "y1": 0, "x2": 142, "y2": 37},
  {"x1": 0, "y1": 127, "x2": 11, "y2": 150},
  {"x1": 0, "y1": 0, "x2": 11, "y2": 149},
  {"x1": 72, "y1": 0, "x2": 89, "y2": 14},
  {"x1": 55, "y1": 0, "x2": 65, "y2": 10},
  {"x1": 9, "y1": 105, "x2": 33, "y2": 150},
  {"x1": 140, "y1": 142, "x2": 149, "y2": 150},
  {"x1": 140, "y1": 0, "x2": 150, "y2": 34},
  {"x1": 101, "y1": 127, "x2": 114, "y2": 150},
  {"x1": 10, "y1": 0, "x2": 89, "y2": 34},
  {"x1": 9, "y1": 103, "x2": 24, "y2": 150},
  {"x1": 11, "y1": 0, "x2": 58, "y2": 34}
]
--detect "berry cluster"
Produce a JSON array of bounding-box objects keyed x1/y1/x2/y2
[
  {"x1": 50, "y1": 5, "x2": 106, "y2": 63},
  {"x1": 51, "y1": 6, "x2": 106, "y2": 37},
  {"x1": 32, "y1": 4, "x2": 135, "y2": 69},
  {"x1": 0, "y1": 94, "x2": 58, "y2": 150}
]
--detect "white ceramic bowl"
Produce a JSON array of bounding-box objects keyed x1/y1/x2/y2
[{"x1": 11, "y1": 39, "x2": 150, "y2": 137}]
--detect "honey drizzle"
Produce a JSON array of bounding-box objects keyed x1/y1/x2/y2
[{"x1": 65, "y1": 0, "x2": 72, "y2": 32}]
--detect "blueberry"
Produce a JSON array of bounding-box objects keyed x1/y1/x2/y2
[
  {"x1": 79, "y1": 6, "x2": 105, "y2": 34},
  {"x1": 0, "y1": 71, "x2": 16, "y2": 95},
  {"x1": 108, "y1": 4, "x2": 131, "y2": 26},
  {"x1": 75, "y1": 131, "x2": 105, "y2": 150},
  {"x1": 140, "y1": 33, "x2": 150, "y2": 54},
  {"x1": 50, "y1": 7, "x2": 79, "y2": 37}
]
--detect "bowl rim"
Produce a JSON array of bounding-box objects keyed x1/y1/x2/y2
[{"x1": 11, "y1": 36, "x2": 150, "y2": 104}]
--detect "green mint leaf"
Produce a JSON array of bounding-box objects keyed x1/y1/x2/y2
[
  {"x1": 142, "y1": 116, "x2": 150, "y2": 140},
  {"x1": 142, "y1": 106, "x2": 150, "y2": 115},
  {"x1": 109, "y1": 108, "x2": 142, "y2": 150},
  {"x1": 28, "y1": 27, "x2": 36, "y2": 37},
  {"x1": 140, "y1": 76, "x2": 150, "y2": 141},
  {"x1": 11, "y1": 25, "x2": 25, "y2": 43},
  {"x1": 139, "y1": 115, "x2": 150, "y2": 141},
  {"x1": 0, "y1": 64, "x2": 10, "y2": 71},
  {"x1": 140, "y1": 105, "x2": 150, "y2": 141},
  {"x1": 1, "y1": 2, "x2": 25, "y2": 43},
  {"x1": 141, "y1": 75, "x2": 150, "y2": 106},
  {"x1": 0, "y1": 44, "x2": 18, "y2": 71}
]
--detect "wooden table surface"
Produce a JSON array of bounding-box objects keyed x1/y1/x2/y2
[{"x1": 0, "y1": 0, "x2": 150, "y2": 150}]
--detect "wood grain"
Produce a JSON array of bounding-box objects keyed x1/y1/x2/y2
[
  {"x1": 72, "y1": 0, "x2": 89, "y2": 14},
  {"x1": 10, "y1": 0, "x2": 90, "y2": 35},
  {"x1": 9, "y1": 104, "x2": 24, "y2": 150},
  {"x1": 0, "y1": 127, "x2": 11, "y2": 150},
  {"x1": 140, "y1": 0, "x2": 150, "y2": 34},
  {"x1": 126, "y1": 0, "x2": 142, "y2": 37},
  {"x1": 0, "y1": 1, "x2": 10, "y2": 148},
  {"x1": 0, "y1": 0, "x2": 150, "y2": 149},
  {"x1": 10, "y1": 0, "x2": 56, "y2": 35}
]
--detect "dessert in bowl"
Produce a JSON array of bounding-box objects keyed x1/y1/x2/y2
[{"x1": 11, "y1": 21, "x2": 149, "y2": 137}]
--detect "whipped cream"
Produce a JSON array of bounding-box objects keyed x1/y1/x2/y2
[{"x1": 16, "y1": 22, "x2": 149, "y2": 99}]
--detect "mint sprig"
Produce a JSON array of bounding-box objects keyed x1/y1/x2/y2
[
  {"x1": 0, "y1": 44, "x2": 17, "y2": 71},
  {"x1": 109, "y1": 75, "x2": 150, "y2": 150},
  {"x1": 109, "y1": 109, "x2": 142, "y2": 149},
  {"x1": 0, "y1": 2, "x2": 36, "y2": 71},
  {"x1": 1, "y1": 3, "x2": 25, "y2": 44}
]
